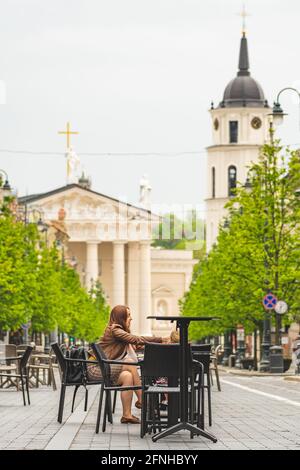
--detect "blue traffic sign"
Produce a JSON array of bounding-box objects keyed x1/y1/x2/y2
[{"x1": 263, "y1": 293, "x2": 277, "y2": 310}]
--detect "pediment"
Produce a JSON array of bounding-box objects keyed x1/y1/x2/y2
[{"x1": 21, "y1": 185, "x2": 148, "y2": 223}]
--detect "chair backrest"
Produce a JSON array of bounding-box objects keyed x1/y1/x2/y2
[
  {"x1": 20, "y1": 346, "x2": 33, "y2": 370},
  {"x1": 192, "y1": 344, "x2": 212, "y2": 353},
  {"x1": 52, "y1": 342, "x2": 88, "y2": 384},
  {"x1": 142, "y1": 343, "x2": 194, "y2": 379},
  {"x1": 5, "y1": 344, "x2": 17, "y2": 365},
  {"x1": 51, "y1": 343, "x2": 67, "y2": 375},
  {"x1": 91, "y1": 343, "x2": 111, "y2": 386},
  {"x1": 5, "y1": 344, "x2": 17, "y2": 356},
  {"x1": 191, "y1": 350, "x2": 211, "y2": 374}
]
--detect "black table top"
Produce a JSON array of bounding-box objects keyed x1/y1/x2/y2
[{"x1": 147, "y1": 316, "x2": 219, "y2": 322}]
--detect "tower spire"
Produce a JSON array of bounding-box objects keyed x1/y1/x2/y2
[{"x1": 237, "y1": 30, "x2": 250, "y2": 76}]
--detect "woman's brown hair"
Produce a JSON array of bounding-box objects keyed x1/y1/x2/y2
[{"x1": 109, "y1": 305, "x2": 130, "y2": 332}]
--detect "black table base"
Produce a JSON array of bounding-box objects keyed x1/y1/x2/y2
[
  {"x1": 152, "y1": 422, "x2": 217, "y2": 443},
  {"x1": 147, "y1": 316, "x2": 218, "y2": 443}
]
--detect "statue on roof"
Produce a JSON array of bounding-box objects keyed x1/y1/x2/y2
[
  {"x1": 139, "y1": 174, "x2": 152, "y2": 210},
  {"x1": 65, "y1": 146, "x2": 81, "y2": 184}
]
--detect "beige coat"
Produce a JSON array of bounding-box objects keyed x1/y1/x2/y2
[{"x1": 97, "y1": 323, "x2": 163, "y2": 360}]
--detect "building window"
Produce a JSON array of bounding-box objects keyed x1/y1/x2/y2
[
  {"x1": 212, "y1": 167, "x2": 216, "y2": 198},
  {"x1": 228, "y1": 165, "x2": 237, "y2": 197},
  {"x1": 229, "y1": 121, "x2": 238, "y2": 143}
]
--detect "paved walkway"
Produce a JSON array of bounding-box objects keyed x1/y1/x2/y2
[{"x1": 1, "y1": 373, "x2": 300, "y2": 450}]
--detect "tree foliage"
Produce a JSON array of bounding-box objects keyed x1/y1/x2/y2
[
  {"x1": 152, "y1": 210, "x2": 206, "y2": 259},
  {"x1": 180, "y1": 142, "x2": 300, "y2": 341},
  {"x1": 0, "y1": 200, "x2": 109, "y2": 342}
]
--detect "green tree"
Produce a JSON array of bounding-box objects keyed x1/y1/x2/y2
[
  {"x1": 0, "y1": 197, "x2": 110, "y2": 343},
  {"x1": 152, "y1": 211, "x2": 206, "y2": 259},
  {"x1": 0, "y1": 215, "x2": 39, "y2": 330},
  {"x1": 181, "y1": 142, "x2": 300, "y2": 341}
]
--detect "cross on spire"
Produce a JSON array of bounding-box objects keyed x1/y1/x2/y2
[
  {"x1": 58, "y1": 122, "x2": 79, "y2": 150},
  {"x1": 238, "y1": 4, "x2": 250, "y2": 36}
]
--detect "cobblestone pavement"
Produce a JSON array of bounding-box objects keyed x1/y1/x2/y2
[{"x1": 1, "y1": 373, "x2": 300, "y2": 450}]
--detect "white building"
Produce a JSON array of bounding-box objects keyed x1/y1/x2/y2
[
  {"x1": 19, "y1": 182, "x2": 196, "y2": 336},
  {"x1": 205, "y1": 32, "x2": 270, "y2": 251}
]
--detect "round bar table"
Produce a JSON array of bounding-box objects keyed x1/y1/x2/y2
[{"x1": 147, "y1": 315, "x2": 219, "y2": 443}]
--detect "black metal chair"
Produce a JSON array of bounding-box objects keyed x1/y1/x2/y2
[
  {"x1": 192, "y1": 344, "x2": 222, "y2": 391},
  {"x1": 191, "y1": 347, "x2": 212, "y2": 427},
  {"x1": 91, "y1": 343, "x2": 142, "y2": 433},
  {"x1": 0, "y1": 346, "x2": 33, "y2": 405},
  {"x1": 140, "y1": 343, "x2": 204, "y2": 438},
  {"x1": 210, "y1": 345, "x2": 222, "y2": 391},
  {"x1": 51, "y1": 343, "x2": 103, "y2": 423}
]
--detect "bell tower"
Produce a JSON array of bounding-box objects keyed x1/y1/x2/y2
[{"x1": 205, "y1": 31, "x2": 270, "y2": 252}]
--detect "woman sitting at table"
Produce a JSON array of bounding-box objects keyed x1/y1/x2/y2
[{"x1": 88, "y1": 304, "x2": 169, "y2": 424}]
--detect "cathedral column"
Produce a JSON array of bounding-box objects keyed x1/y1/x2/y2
[
  {"x1": 86, "y1": 241, "x2": 100, "y2": 290},
  {"x1": 185, "y1": 271, "x2": 192, "y2": 292},
  {"x1": 139, "y1": 240, "x2": 152, "y2": 335},
  {"x1": 112, "y1": 241, "x2": 126, "y2": 306},
  {"x1": 127, "y1": 242, "x2": 140, "y2": 334}
]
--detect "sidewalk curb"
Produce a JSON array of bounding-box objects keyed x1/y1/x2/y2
[{"x1": 218, "y1": 365, "x2": 295, "y2": 378}]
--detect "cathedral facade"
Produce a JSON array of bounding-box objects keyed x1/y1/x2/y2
[{"x1": 19, "y1": 183, "x2": 196, "y2": 336}]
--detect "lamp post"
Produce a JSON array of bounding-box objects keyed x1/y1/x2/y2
[
  {"x1": 264, "y1": 87, "x2": 300, "y2": 365},
  {"x1": 55, "y1": 239, "x2": 65, "y2": 265},
  {"x1": 220, "y1": 218, "x2": 233, "y2": 365},
  {"x1": 268, "y1": 87, "x2": 300, "y2": 141},
  {"x1": 259, "y1": 202, "x2": 272, "y2": 372},
  {"x1": 0, "y1": 170, "x2": 12, "y2": 210},
  {"x1": 222, "y1": 330, "x2": 233, "y2": 366},
  {"x1": 0, "y1": 170, "x2": 12, "y2": 197},
  {"x1": 235, "y1": 325, "x2": 246, "y2": 369}
]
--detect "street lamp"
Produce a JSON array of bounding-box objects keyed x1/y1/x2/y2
[
  {"x1": 221, "y1": 330, "x2": 233, "y2": 367},
  {"x1": 243, "y1": 177, "x2": 252, "y2": 193},
  {"x1": 27, "y1": 208, "x2": 49, "y2": 244},
  {"x1": 0, "y1": 169, "x2": 12, "y2": 199},
  {"x1": 235, "y1": 325, "x2": 246, "y2": 369},
  {"x1": 268, "y1": 87, "x2": 300, "y2": 139},
  {"x1": 223, "y1": 218, "x2": 230, "y2": 229},
  {"x1": 55, "y1": 239, "x2": 65, "y2": 265}
]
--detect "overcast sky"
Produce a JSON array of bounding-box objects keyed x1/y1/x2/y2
[{"x1": 1, "y1": 0, "x2": 300, "y2": 213}]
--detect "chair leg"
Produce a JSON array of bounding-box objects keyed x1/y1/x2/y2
[
  {"x1": 207, "y1": 374, "x2": 212, "y2": 427},
  {"x1": 51, "y1": 367, "x2": 57, "y2": 391},
  {"x1": 20, "y1": 372, "x2": 26, "y2": 406},
  {"x1": 84, "y1": 387, "x2": 89, "y2": 411},
  {"x1": 215, "y1": 367, "x2": 221, "y2": 392},
  {"x1": 107, "y1": 391, "x2": 113, "y2": 424},
  {"x1": 150, "y1": 396, "x2": 156, "y2": 434},
  {"x1": 140, "y1": 391, "x2": 146, "y2": 438},
  {"x1": 36, "y1": 369, "x2": 39, "y2": 388},
  {"x1": 25, "y1": 375, "x2": 30, "y2": 405},
  {"x1": 16, "y1": 373, "x2": 20, "y2": 391},
  {"x1": 58, "y1": 384, "x2": 66, "y2": 423},
  {"x1": 71, "y1": 385, "x2": 80, "y2": 413},
  {"x1": 189, "y1": 388, "x2": 195, "y2": 439},
  {"x1": 96, "y1": 385, "x2": 104, "y2": 434},
  {"x1": 102, "y1": 393, "x2": 108, "y2": 432},
  {"x1": 199, "y1": 385, "x2": 205, "y2": 429},
  {"x1": 112, "y1": 390, "x2": 117, "y2": 413},
  {"x1": 210, "y1": 370, "x2": 214, "y2": 386},
  {"x1": 156, "y1": 395, "x2": 162, "y2": 432}
]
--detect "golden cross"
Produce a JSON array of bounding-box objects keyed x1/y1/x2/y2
[
  {"x1": 58, "y1": 122, "x2": 79, "y2": 150},
  {"x1": 238, "y1": 4, "x2": 250, "y2": 35}
]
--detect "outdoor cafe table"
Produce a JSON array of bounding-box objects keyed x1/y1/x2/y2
[{"x1": 147, "y1": 315, "x2": 219, "y2": 443}]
